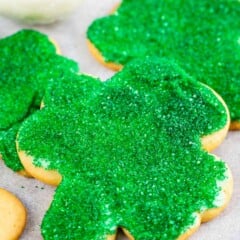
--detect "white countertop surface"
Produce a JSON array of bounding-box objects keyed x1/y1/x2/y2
[{"x1": 0, "y1": 1, "x2": 239, "y2": 239}]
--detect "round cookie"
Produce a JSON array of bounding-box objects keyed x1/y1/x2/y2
[
  {"x1": 0, "y1": 29, "x2": 79, "y2": 175},
  {"x1": 87, "y1": 0, "x2": 240, "y2": 128},
  {"x1": 17, "y1": 58, "x2": 232, "y2": 239},
  {"x1": 0, "y1": 188, "x2": 26, "y2": 240}
]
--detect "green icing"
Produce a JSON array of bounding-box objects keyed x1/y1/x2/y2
[
  {"x1": 18, "y1": 58, "x2": 229, "y2": 239},
  {"x1": 87, "y1": 0, "x2": 240, "y2": 121},
  {"x1": 0, "y1": 124, "x2": 22, "y2": 170},
  {"x1": 0, "y1": 29, "x2": 79, "y2": 171}
]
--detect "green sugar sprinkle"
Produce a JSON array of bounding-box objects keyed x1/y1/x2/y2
[
  {"x1": 87, "y1": 0, "x2": 240, "y2": 121},
  {"x1": 0, "y1": 29, "x2": 79, "y2": 171},
  {"x1": 18, "y1": 58, "x2": 229, "y2": 239}
]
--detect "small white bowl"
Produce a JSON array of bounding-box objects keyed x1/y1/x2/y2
[{"x1": 0, "y1": 0, "x2": 83, "y2": 24}]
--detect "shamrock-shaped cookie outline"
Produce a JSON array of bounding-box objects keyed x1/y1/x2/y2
[
  {"x1": 87, "y1": 0, "x2": 240, "y2": 128},
  {"x1": 17, "y1": 58, "x2": 232, "y2": 239},
  {"x1": 0, "y1": 29, "x2": 79, "y2": 174}
]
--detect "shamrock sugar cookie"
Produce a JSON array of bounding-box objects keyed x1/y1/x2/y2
[
  {"x1": 87, "y1": 0, "x2": 240, "y2": 128},
  {"x1": 0, "y1": 29, "x2": 79, "y2": 174},
  {"x1": 0, "y1": 188, "x2": 26, "y2": 239},
  {"x1": 17, "y1": 58, "x2": 232, "y2": 239}
]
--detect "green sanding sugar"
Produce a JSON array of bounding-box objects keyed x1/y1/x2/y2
[
  {"x1": 18, "y1": 58, "x2": 229, "y2": 239},
  {"x1": 0, "y1": 29, "x2": 79, "y2": 171},
  {"x1": 87, "y1": 0, "x2": 240, "y2": 121}
]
